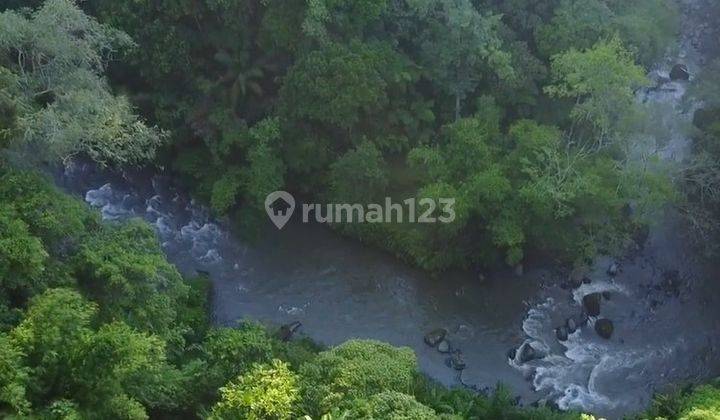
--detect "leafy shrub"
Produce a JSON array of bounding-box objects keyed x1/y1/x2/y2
[
  {"x1": 209, "y1": 359, "x2": 299, "y2": 420},
  {"x1": 299, "y1": 339, "x2": 417, "y2": 416}
]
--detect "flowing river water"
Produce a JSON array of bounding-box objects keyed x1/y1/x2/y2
[{"x1": 53, "y1": 1, "x2": 720, "y2": 418}]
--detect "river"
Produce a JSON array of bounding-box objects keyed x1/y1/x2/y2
[{"x1": 55, "y1": 1, "x2": 720, "y2": 418}]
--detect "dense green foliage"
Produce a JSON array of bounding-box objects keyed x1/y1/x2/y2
[
  {"x1": 643, "y1": 380, "x2": 720, "y2": 420},
  {"x1": 0, "y1": 1, "x2": 718, "y2": 419},
  {"x1": 0, "y1": 0, "x2": 166, "y2": 166},
  {"x1": 75, "y1": 0, "x2": 679, "y2": 270}
]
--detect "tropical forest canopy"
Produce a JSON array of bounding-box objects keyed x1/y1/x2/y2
[{"x1": 0, "y1": 0, "x2": 719, "y2": 419}]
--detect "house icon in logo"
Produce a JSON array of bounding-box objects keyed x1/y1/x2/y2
[
  {"x1": 264, "y1": 191, "x2": 296, "y2": 229},
  {"x1": 268, "y1": 196, "x2": 293, "y2": 217}
]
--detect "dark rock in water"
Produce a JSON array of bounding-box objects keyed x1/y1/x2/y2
[
  {"x1": 602, "y1": 291, "x2": 612, "y2": 300},
  {"x1": 518, "y1": 342, "x2": 545, "y2": 363},
  {"x1": 670, "y1": 63, "x2": 690, "y2": 81},
  {"x1": 655, "y1": 75, "x2": 672, "y2": 86},
  {"x1": 566, "y1": 317, "x2": 577, "y2": 333},
  {"x1": 607, "y1": 262, "x2": 619, "y2": 277},
  {"x1": 582, "y1": 277, "x2": 592, "y2": 284},
  {"x1": 583, "y1": 293, "x2": 602, "y2": 317},
  {"x1": 567, "y1": 313, "x2": 588, "y2": 333},
  {"x1": 555, "y1": 326, "x2": 569, "y2": 342},
  {"x1": 507, "y1": 347, "x2": 517, "y2": 360},
  {"x1": 595, "y1": 318, "x2": 614, "y2": 339},
  {"x1": 424, "y1": 328, "x2": 447, "y2": 347},
  {"x1": 437, "y1": 340, "x2": 452, "y2": 353},
  {"x1": 196, "y1": 269, "x2": 211, "y2": 277},
  {"x1": 567, "y1": 277, "x2": 582, "y2": 289},
  {"x1": 277, "y1": 321, "x2": 302, "y2": 341},
  {"x1": 546, "y1": 399, "x2": 561, "y2": 411},
  {"x1": 568, "y1": 267, "x2": 586, "y2": 289},
  {"x1": 451, "y1": 351, "x2": 466, "y2": 370}
]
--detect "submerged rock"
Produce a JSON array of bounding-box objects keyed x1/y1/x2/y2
[
  {"x1": 568, "y1": 267, "x2": 587, "y2": 289},
  {"x1": 566, "y1": 317, "x2": 578, "y2": 334},
  {"x1": 583, "y1": 293, "x2": 602, "y2": 317},
  {"x1": 555, "y1": 326, "x2": 569, "y2": 342},
  {"x1": 451, "y1": 351, "x2": 467, "y2": 370},
  {"x1": 567, "y1": 313, "x2": 589, "y2": 333},
  {"x1": 595, "y1": 318, "x2": 614, "y2": 339},
  {"x1": 507, "y1": 347, "x2": 517, "y2": 360},
  {"x1": 518, "y1": 342, "x2": 545, "y2": 363},
  {"x1": 424, "y1": 328, "x2": 447, "y2": 347},
  {"x1": 670, "y1": 63, "x2": 690, "y2": 81},
  {"x1": 437, "y1": 340, "x2": 452, "y2": 353},
  {"x1": 277, "y1": 321, "x2": 302, "y2": 341},
  {"x1": 607, "y1": 262, "x2": 619, "y2": 277}
]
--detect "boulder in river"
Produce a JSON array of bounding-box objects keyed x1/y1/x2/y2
[
  {"x1": 566, "y1": 317, "x2": 578, "y2": 333},
  {"x1": 568, "y1": 266, "x2": 589, "y2": 288},
  {"x1": 277, "y1": 321, "x2": 302, "y2": 341},
  {"x1": 555, "y1": 326, "x2": 569, "y2": 342},
  {"x1": 595, "y1": 318, "x2": 614, "y2": 339},
  {"x1": 518, "y1": 342, "x2": 545, "y2": 363},
  {"x1": 424, "y1": 328, "x2": 447, "y2": 347},
  {"x1": 566, "y1": 313, "x2": 588, "y2": 334},
  {"x1": 607, "y1": 262, "x2": 619, "y2": 277},
  {"x1": 582, "y1": 293, "x2": 602, "y2": 317},
  {"x1": 451, "y1": 351, "x2": 467, "y2": 370},
  {"x1": 670, "y1": 63, "x2": 690, "y2": 81},
  {"x1": 437, "y1": 340, "x2": 452, "y2": 353}
]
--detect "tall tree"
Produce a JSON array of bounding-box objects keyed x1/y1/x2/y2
[
  {"x1": 0, "y1": 0, "x2": 166, "y2": 166},
  {"x1": 395, "y1": 0, "x2": 513, "y2": 120},
  {"x1": 545, "y1": 37, "x2": 649, "y2": 148}
]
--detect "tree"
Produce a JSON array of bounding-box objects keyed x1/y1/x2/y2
[
  {"x1": 72, "y1": 321, "x2": 180, "y2": 417},
  {"x1": 10, "y1": 289, "x2": 95, "y2": 400},
  {"x1": 279, "y1": 41, "x2": 391, "y2": 130},
  {"x1": 194, "y1": 324, "x2": 275, "y2": 402},
  {"x1": 329, "y1": 140, "x2": 388, "y2": 203},
  {"x1": 396, "y1": 0, "x2": 513, "y2": 120},
  {"x1": 209, "y1": 359, "x2": 299, "y2": 420},
  {"x1": 545, "y1": 36, "x2": 649, "y2": 147},
  {"x1": 0, "y1": 0, "x2": 166, "y2": 166},
  {"x1": 0, "y1": 170, "x2": 98, "y2": 254},
  {"x1": 535, "y1": 0, "x2": 614, "y2": 58},
  {"x1": 0, "y1": 333, "x2": 30, "y2": 416},
  {"x1": 0, "y1": 205, "x2": 48, "y2": 303},
  {"x1": 348, "y1": 391, "x2": 437, "y2": 419},
  {"x1": 209, "y1": 117, "x2": 285, "y2": 216},
  {"x1": 72, "y1": 221, "x2": 190, "y2": 349},
  {"x1": 301, "y1": 0, "x2": 389, "y2": 44},
  {"x1": 299, "y1": 339, "x2": 417, "y2": 416}
]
